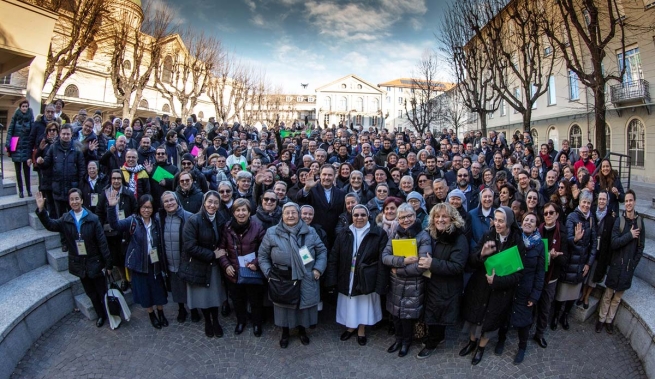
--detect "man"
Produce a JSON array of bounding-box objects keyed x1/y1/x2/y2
[
  {"x1": 547, "y1": 139, "x2": 558, "y2": 164},
  {"x1": 555, "y1": 139, "x2": 579, "y2": 164},
  {"x1": 180, "y1": 154, "x2": 209, "y2": 193},
  {"x1": 273, "y1": 181, "x2": 290, "y2": 205},
  {"x1": 162, "y1": 130, "x2": 186, "y2": 169},
  {"x1": 121, "y1": 149, "x2": 150, "y2": 200},
  {"x1": 540, "y1": 170, "x2": 559, "y2": 200},
  {"x1": 422, "y1": 155, "x2": 444, "y2": 181},
  {"x1": 175, "y1": 171, "x2": 203, "y2": 213},
  {"x1": 226, "y1": 146, "x2": 247, "y2": 171},
  {"x1": 424, "y1": 178, "x2": 449, "y2": 213},
  {"x1": 477, "y1": 137, "x2": 493, "y2": 165},
  {"x1": 329, "y1": 145, "x2": 352, "y2": 164},
  {"x1": 375, "y1": 138, "x2": 394, "y2": 166},
  {"x1": 463, "y1": 143, "x2": 478, "y2": 162},
  {"x1": 28, "y1": 104, "x2": 62, "y2": 164},
  {"x1": 470, "y1": 162, "x2": 483, "y2": 188},
  {"x1": 137, "y1": 136, "x2": 156, "y2": 165},
  {"x1": 510, "y1": 163, "x2": 523, "y2": 187},
  {"x1": 319, "y1": 131, "x2": 335, "y2": 151},
  {"x1": 515, "y1": 170, "x2": 533, "y2": 202},
  {"x1": 453, "y1": 168, "x2": 480, "y2": 211},
  {"x1": 444, "y1": 155, "x2": 463, "y2": 187},
  {"x1": 573, "y1": 146, "x2": 596, "y2": 176},
  {"x1": 296, "y1": 164, "x2": 345, "y2": 250},
  {"x1": 179, "y1": 117, "x2": 198, "y2": 143},
  {"x1": 314, "y1": 149, "x2": 328, "y2": 166},
  {"x1": 343, "y1": 170, "x2": 374, "y2": 204},
  {"x1": 144, "y1": 146, "x2": 178, "y2": 211},
  {"x1": 352, "y1": 143, "x2": 373, "y2": 170},
  {"x1": 123, "y1": 126, "x2": 137, "y2": 150}
]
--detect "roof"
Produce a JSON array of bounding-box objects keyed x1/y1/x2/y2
[
  {"x1": 378, "y1": 78, "x2": 456, "y2": 91},
  {"x1": 315, "y1": 74, "x2": 384, "y2": 93}
]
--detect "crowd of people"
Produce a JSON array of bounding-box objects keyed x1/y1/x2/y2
[{"x1": 7, "y1": 99, "x2": 646, "y2": 365}]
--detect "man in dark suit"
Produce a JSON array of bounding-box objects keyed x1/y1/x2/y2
[{"x1": 295, "y1": 164, "x2": 345, "y2": 251}]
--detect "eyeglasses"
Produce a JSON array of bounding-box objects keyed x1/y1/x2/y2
[
  {"x1": 365, "y1": 160, "x2": 374, "y2": 164},
  {"x1": 437, "y1": 160, "x2": 444, "y2": 163},
  {"x1": 352, "y1": 213, "x2": 367, "y2": 218},
  {"x1": 218, "y1": 190, "x2": 232, "y2": 194},
  {"x1": 558, "y1": 186, "x2": 565, "y2": 189},
  {"x1": 180, "y1": 179, "x2": 191, "y2": 183},
  {"x1": 457, "y1": 174, "x2": 468, "y2": 178},
  {"x1": 376, "y1": 189, "x2": 388, "y2": 193},
  {"x1": 262, "y1": 197, "x2": 276, "y2": 203},
  {"x1": 111, "y1": 177, "x2": 122, "y2": 181},
  {"x1": 182, "y1": 162, "x2": 193, "y2": 166},
  {"x1": 544, "y1": 210, "x2": 557, "y2": 216},
  {"x1": 418, "y1": 179, "x2": 427, "y2": 183},
  {"x1": 398, "y1": 214, "x2": 415, "y2": 221}
]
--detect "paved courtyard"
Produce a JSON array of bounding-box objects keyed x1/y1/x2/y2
[{"x1": 11, "y1": 302, "x2": 646, "y2": 379}]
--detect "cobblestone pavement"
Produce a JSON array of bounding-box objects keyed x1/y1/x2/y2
[{"x1": 12, "y1": 303, "x2": 646, "y2": 379}]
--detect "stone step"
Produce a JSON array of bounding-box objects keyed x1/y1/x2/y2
[
  {"x1": 571, "y1": 295, "x2": 600, "y2": 322},
  {"x1": 0, "y1": 265, "x2": 74, "y2": 378},
  {"x1": 0, "y1": 227, "x2": 60, "y2": 287},
  {"x1": 0, "y1": 179, "x2": 17, "y2": 197},
  {"x1": 0, "y1": 196, "x2": 33, "y2": 233},
  {"x1": 46, "y1": 248, "x2": 67, "y2": 272},
  {"x1": 75, "y1": 287, "x2": 134, "y2": 321},
  {"x1": 28, "y1": 212, "x2": 44, "y2": 230},
  {"x1": 634, "y1": 238, "x2": 655, "y2": 289}
]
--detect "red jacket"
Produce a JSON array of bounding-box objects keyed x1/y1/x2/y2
[
  {"x1": 218, "y1": 217, "x2": 266, "y2": 283},
  {"x1": 574, "y1": 159, "x2": 596, "y2": 177}
]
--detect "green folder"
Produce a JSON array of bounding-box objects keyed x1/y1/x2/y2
[
  {"x1": 151, "y1": 166, "x2": 175, "y2": 182},
  {"x1": 484, "y1": 245, "x2": 524, "y2": 276},
  {"x1": 115, "y1": 131, "x2": 124, "y2": 138},
  {"x1": 543, "y1": 238, "x2": 549, "y2": 272}
]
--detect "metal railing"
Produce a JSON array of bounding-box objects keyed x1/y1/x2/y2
[
  {"x1": 594, "y1": 151, "x2": 632, "y2": 190},
  {"x1": 610, "y1": 79, "x2": 651, "y2": 104}
]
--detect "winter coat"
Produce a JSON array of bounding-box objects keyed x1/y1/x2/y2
[
  {"x1": 462, "y1": 227, "x2": 525, "y2": 333},
  {"x1": 79, "y1": 173, "x2": 108, "y2": 214},
  {"x1": 510, "y1": 237, "x2": 545, "y2": 328},
  {"x1": 28, "y1": 114, "x2": 61, "y2": 157},
  {"x1": 37, "y1": 207, "x2": 111, "y2": 278},
  {"x1": 109, "y1": 209, "x2": 165, "y2": 275},
  {"x1": 295, "y1": 184, "x2": 346, "y2": 247},
  {"x1": 176, "y1": 184, "x2": 203, "y2": 214},
  {"x1": 6, "y1": 107, "x2": 34, "y2": 162},
  {"x1": 539, "y1": 222, "x2": 569, "y2": 283},
  {"x1": 562, "y1": 209, "x2": 597, "y2": 284},
  {"x1": 326, "y1": 224, "x2": 389, "y2": 297},
  {"x1": 258, "y1": 221, "x2": 328, "y2": 310},
  {"x1": 156, "y1": 204, "x2": 192, "y2": 273},
  {"x1": 180, "y1": 209, "x2": 228, "y2": 287},
  {"x1": 99, "y1": 149, "x2": 126, "y2": 173},
  {"x1": 605, "y1": 213, "x2": 645, "y2": 291},
  {"x1": 96, "y1": 186, "x2": 138, "y2": 237},
  {"x1": 592, "y1": 212, "x2": 616, "y2": 283},
  {"x1": 381, "y1": 222, "x2": 431, "y2": 319},
  {"x1": 218, "y1": 217, "x2": 267, "y2": 284},
  {"x1": 254, "y1": 206, "x2": 282, "y2": 230},
  {"x1": 148, "y1": 162, "x2": 178, "y2": 211},
  {"x1": 34, "y1": 140, "x2": 55, "y2": 190},
  {"x1": 72, "y1": 130, "x2": 99, "y2": 165},
  {"x1": 39, "y1": 140, "x2": 86, "y2": 201},
  {"x1": 424, "y1": 227, "x2": 468, "y2": 326},
  {"x1": 594, "y1": 176, "x2": 625, "y2": 217},
  {"x1": 469, "y1": 205, "x2": 496, "y2": 252}
]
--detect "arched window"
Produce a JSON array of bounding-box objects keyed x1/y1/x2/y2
[
  {"x1": 372, "y1": 98, "x2": 380, "y2": 111},
  {"x1": 323, "y1": 96, "x2": 331, "y2": 110},
  {"x1": 355, "y1": 97, "x2": 363, "y2": 112},
  {"x1": 627, "y1": 119, "x2": 645, "y2": 166},
  {"x1": 531, "y1": 128, "x2": 538, "y2": 145},
  {"x1": 605, "y1": 123, "x2": 611, "y2": 152},
  {"x1": 339, "y1": 96, "x2": 347, "y2": 111},
  {"x1": 139, "y1": 99, "x2": 149, "y2": 109},
  {"x1": 547, "y1": 126, "x2": 559, "y2": 149},
  {"x1": 123, "y1": 60, "x2": 132, "y2": 70},
  {"x1": 64, "y1": 84, "x2": 79, "y2": 98},
  {"x1": 198, "y1": 111, "x2": 204, "y2": 120},
  {"x1": 162, "y1": 104, "x2": 170, "y2": 113},
  {"x1": 162, "y1": 56, "x2": 173, "y2": 84},
  {"x1": 569, "y1": 124, "x2": 582, "y2": 154}
]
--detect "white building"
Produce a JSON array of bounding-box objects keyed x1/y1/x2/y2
[{"x1": 315, "y1": 74, "x2": 385, "y2": 129}]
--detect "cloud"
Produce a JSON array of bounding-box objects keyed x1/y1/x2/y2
[
  {"x1": 243, "y1": 0, "x2": 256, "y2": 11},
  {"x1": 343, "y1": 51, "x2": 369, "y2": 70}
]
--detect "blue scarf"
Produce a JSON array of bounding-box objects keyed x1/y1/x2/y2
[{"x1": 522, "y1": 229, "x2": 542, "y2": 249}]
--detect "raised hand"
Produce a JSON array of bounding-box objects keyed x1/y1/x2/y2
[
  {"x1": 143, "y1": 160, "x2": 153, "y2": 173},
  {"x1": 88, "y1": 139, "x2": 98, "y2": 151},
  {"x1": 35, "y1": 192, "x2": 46, "y2": 210},
  {"x1": 107, "y1": 189, "x2": 119, "y2": 207},
  {"x1": 304, "y1": 175, "x2": 317, "y2": 191},
  {"x1": 574, "y1": 222, "x2": 584, "y2": 242}
]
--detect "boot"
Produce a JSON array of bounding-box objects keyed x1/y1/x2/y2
[
  {"x1": 212, "y1": 312, "x2": 223, "y2": 338},
  {"x1": 177, "y1": 306, "x2": 188, "y2": 323},
  {"x1": 550, "y1": 310, "x2": 559, "y2": 331},
  {"x1": 204, "y1": 317, "x2": 214, "y2": 338},
  {"x1": 459, "y1": 339, "x2": 478, "y2": 356},
  {"x1": 149, "y1": 311, "x2": 162, "y2": 329},
  {"x1": 221, "y1": 300, "x2": 231, "y2": 316},
  {"x1": 157, "y1": 309, "x2": 168, "y2": 327},
  {"x1": 191, "y1": 308, "x2": 201, "y2": 322},
  {"x1": 471, "y1": 345, "x2": 485, "y2": 365},
  {"x1": 494, "y1": 338, "x2": 506, "y2": 356},
  {"x1": 514, "y1": 348, "x2": 526, "y2": 364},
  {"x1": 559, "y1": 312, "x2": 570, "y2": 330}
]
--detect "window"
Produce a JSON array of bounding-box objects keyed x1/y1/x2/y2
[
  {"x1": 64, "y1": 84, "x2": 79, "y2": 98},
  {"x1": 162, "y1": 104, "x2": 170, "y2": 113},
  {"x1": 605, "y1": 123, "x2": 612, "y2": 151},
  {"x1": 341, "y1": 83, "x2": 347, "y2": 89},
  {"x1": 323, "y1": 114, "x2": 329, "y2": 126},
  {"x1": 618, "y1": 47, "x2": 642, "y2": 83},
  {"x1": 569, "y1": 124, "x2": 583, "y2": 154},
  {"x1": 544, "y1": 45, "x2": 552, "y2": 56},
  {"x1": 371, "y1": 116, "x2": 378, "y2": 126},
  {"x1": 356, "y1": 115, "x2": 362, "y2": 124},
  {"x1": 531, "y1": 84, "x2": 537, "y2": 109},
  {"x1": 386, "y1": 96, "x2": 391, "y2": 104},
  {"x1": 286, "y1": 96, "x2": 292, "y2": 102},
  {"x1": 398, "y1": 97, "x2": 403, "y2": 105},
  {"x1": 339, "y1": 114, "x2": 346, "y2": 123},
  {"x1": 627, "y1": 119, "x2": 645, "y2": 166},
  {"x1": 162, "y1": 56, "x2": 173, "y2": 84},
  {"x1": 123, "y1": 60, "x2": 132, "y2": 70},
  {"x1": 386, "y1": 86, "x2": 391, "y2": 92},
  {"x1": 357, "y1": 84, "x2": 362, "y2": 89},
  {"x1": 339, "y1": 97, "x2": 347, "y2": 111},
  {"x1": 547, "y1": 126, "x2": 559, "y2": 149},
  {"x1": 514, "y1": 88, "x2": 521, "y2": 113},
  {"x1": 569, "y1": 70, "x2": 579, "y2": 100},
  {"x1": 548, "y1": 76, "x2": 556, "y2": 105},
  {"x1": 489, "y1": 111, "x2": 494, "y2": 119},
  {"x1": 500, "y1": 99, "x2": 507, "y2": 116},
  {"x1": 411, "y1": 88, "x2": 415, "y2": 94},
  {"x1": 198, "y1": 111, "x2": 204, "y2": 120},
  {"x1": 139, "y1": 99, "x2": 149, "y2": 109},
  {"x1": 307, "y1": 97, "x2": 315, "y2": 102},
  {"x1": 531, "y1": 128, "x2": 538, "y2": 145},
  {"x1": 399, "y1": 88, "x2": 403, "y2": 93},
  {"x1": 0, "y1": 74, "x2": 11, "y2": 85},
  {"x1": 398, "y1": 110, "x2": 402, "y2": 118},
  {"x1": 372, "y1": 98, "x2": 380, "y2": 111},
  {"x1": 324, "y1": 96, "x2": 331, "y2": 110},
  {"x1": 355, "y1": 97, "x2": 363, "y2": 112},
  {"x1": 297, "y1": 96, "x2": 303, "y2": 102}
]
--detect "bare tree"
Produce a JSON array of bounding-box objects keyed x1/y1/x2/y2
[
  {"x1": 439, "y1": 86, "x2": 469, "y2": 136},
  {"x1": 440, "y1": 0, "x2": 499, "y2": 136},
  {"x1": 37, "y1": 0, "x2": 109, "y2": 103},
  {"x1": 154, "y1": 28, "x2": 221, "y2": 119},
  {"x1": 108, "y1": 0, "x2": 175, "y2": 119},
  {"x1": 402, "y1": 51, "x2": 446, "y2": 135},
  {"x1": 207, "y1": 51, "x2": 238, "y2": 123}
]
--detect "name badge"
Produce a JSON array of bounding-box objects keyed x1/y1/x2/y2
[
  {"x1": 118, "y1": 210, "x2": 126, "y2": 220},
  {"x1": 76, "y1": 240, "x2": 87, "y2": 255},
  {"x1": 299, "y1": 246, "x2": 313, "y2": 265},
  {"x1": 149, "y1": 248, "x2": 159, "y2": 263},
  {"x1": 91, "y1": 193, "x2": 98, "y2": 207}
]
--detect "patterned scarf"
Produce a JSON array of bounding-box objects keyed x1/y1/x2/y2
[{"x1": 522, "y1": 229, "x2": 542, "y2": 249}]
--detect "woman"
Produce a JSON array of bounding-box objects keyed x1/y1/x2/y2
[
  {"x1": 376, "y1": 196, "x2": 403, "y2": 238},
  {"x1": 525, "y1": 189, "x2": 542, "y2": 223},
  {"x1": 595, "y1": 159, "x2": 624, "y2": 216},
  {"x1": 386, "y1": 152, "x2": 398, "y2": 169},
  {"x1": 497, "y1": 212, "x2": 544, "y2": 364},
  {"x1": 366, "y1": 182, "x2": 390, "y2": 220},
  {"x1": 309, "y1": 161, "x2": 321, "y2": 180},
  {"x1": 180, "y1": 191, "x2": 229, "y2": 338},
  {"x1": 35, "y1": 189, "x2": 112, "y2": 327},
  {"x1": 80, "y1": 160, "x2": 108, "y2": 215},
  {"x1": 217, "y1": 181, "x2": 234, "y2": 221},
  {"x1": 336, "y1": 192, "x2": 360, "y2": 237},
  {"x1": 6, "y1": 100, "x2": 34, "y2": 197},
  {"x1": 480, "y1": 168, "x2": 494, "y2": 191},
  {"x1": 551, "y1": 179, "x2": 575, "y2": 224},
  {"x1": 343, "y1": 171, "x2": 373, "y2": 205},
  {"x1": 551, "y1": 189, "x2": 596, "y2": 331},
  {"x1": 327, "y1": 204, "x2": 388, "y2": 346},
  {"x1": 335, "y1": 163, "x2": 353, "y2": 189},
  {"x1": 258, "y1": 202, "x2": 327, "y2": 348},
  {"x1": 406, "y1": 191, "x2": 429, "y2": 229},
  {"x1": 495, "y1": 184, "x2": 516, "y2": 208},
  {"x1": 460, "y1": 206, "x2": 524, "y2": 365},
  {"x1": 591, "y1": 149, "x2": 602, "y2": 168},
  {"x1": 33, "y1": 122, "x2": 59, "y2": 212},
  {"x1": 254, "y1": 189, "x2": 282, "y2": 230},
  {"x1": 108, "y1": 193, "x2": 169, "y2": 329},
  {"x1": 562, "y1": 165, "x2": 575, "y2": 182},
  {"x1": 416, "y1": 203, "x2": 468, "y2": 359},
  {"x1": 415, "y1": 173, "x2": 430, "y2": 195},
  {"x1": 218, "y1": 198, "x2": 266, "y2": 337},
  {"x1": 398, "y1": 175, "x2": 415, "y2": 200},
  {"x1": 390, "y1": 168, "x2": 401, "y2": 187},
  {"x1": 381, "y1": 203, "x2": 431, "y2": 357}
]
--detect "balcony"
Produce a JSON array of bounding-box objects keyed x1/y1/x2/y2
[{"x1": 610, "y1": 79, "x2": 651, "y2": 116}]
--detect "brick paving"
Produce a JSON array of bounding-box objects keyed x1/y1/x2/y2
[{"x1": 11, "y1": 302, "x2": 646, "y2": 379}]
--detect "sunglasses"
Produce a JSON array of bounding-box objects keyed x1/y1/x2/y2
[
  {"x1": 544, "y1": 210, "x2": 557, "y2": 216},
  {"x1": 180, "y1": 179, "x2": 191, "y2": 183},
  {"x1": 182, "y1": 162, "x2": 193, "y2": 166},
  {"x1": 457, "y1": 174, "x2": 468, "y2": 178},
  {"x1": 352, "y1": 213, "x2": 367, "y2": 218},
  {"x1": 218, "y1": 190, "x2": 232, "y2": 194},
  {"x1": 156, "y1": 152, "x2": 166, "y2": 156},
  {"x1": 262, "y1": 197, "x2": 276, "y2": 203}
]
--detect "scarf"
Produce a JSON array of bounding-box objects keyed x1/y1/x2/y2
[
  {"x1": 381, "y1": 217, "x2": 399, "y2": 238},
  {"x1": 596, "y1": 207, "x2": 608, "y2": 225},
  {"x1": 123, "y1": 164, "x2": 145, "y2": 198},
  {"x1": 373, "y1": 196, "x2": 385, "y2": 210},
  {"x1": 60, "y1": 140, "x2": 71, "y2": 150},
  {"x1": 395, "y1": 221, "x2": 423, "y2": 239},
  {"x1": 230, "y1": 216, "x2": 250, "y2": 235},
  {"x1": 256, "y1": 206, "x2": 282, "y2": 224},
  {"x1": 540, "y1": 152, "x2": 552, "y2": 168},
  {"x1": 279, "y1": 220, "x2": 306, "y2": 280},
  {"x1": 522, "y1": 230, "x2": 542, "y2": 249},
  {"x1": 577, "y1": 206, "x2": 591, "y2": 220}
]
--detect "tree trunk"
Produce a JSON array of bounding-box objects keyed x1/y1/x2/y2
[
  {"x1": 594, "y1": 85, "x2": 608, "y2": 157},
  {"x1": 479, "y1": 113, "x2": 487, "y2": 137}
]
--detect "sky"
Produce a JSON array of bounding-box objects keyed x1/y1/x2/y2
[{"x1": 156, "y1": 0, "x2": 453, "y2": 93}]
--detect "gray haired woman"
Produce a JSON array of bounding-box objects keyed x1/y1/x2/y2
[{"x1": 258, "y1": 202, "x2": 328, "y2": 348}]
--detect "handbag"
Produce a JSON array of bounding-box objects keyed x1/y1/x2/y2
[
  {"x1": 267, "y1": 266, "x2": 301, "y2": 307},
  {"x1": 105, "y1": 273, "x2": 122, "y2": 316},
  {"x1": 237, "y1": 266, "x2": 264, "y2": 285}
]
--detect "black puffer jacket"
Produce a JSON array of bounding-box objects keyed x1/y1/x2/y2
[
  {"x1": 180, "y1": 208, "x2": 228, "y2": 287},
  {"x1": 562, "y1": 208, "x2": 597, "y2": 284},
  {"x1": 37, "y1": 207, "x2": 111, "y2": 278},
  {"x1": 424, "y1": 227, "x2": 468, "y2": 326},
  {"x1": 605, "y1": 213, "x2": 645, "y2": 291},
  {"x1": 462, "y1": 227, "x2": 525, "y2": 333},
  {"x1": 176, "y1": 184, "x2": 203, "y2": 214},
  {"x1": 6, "y1": 107, "x2": 33, "y2": 162},
  {"x1": 39, "y1": 140, "x2": 86, "y2": 201},
  {"x1": 326, "y1": 224, "x2": 389, "y2": 297},
  {"x1": 510, "y1": 236, "x2": 545, "y2": 328}
]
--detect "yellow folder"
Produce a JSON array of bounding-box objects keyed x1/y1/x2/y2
[{"x1": 392, "y1": 239, "x2": 417, "y2": 258}]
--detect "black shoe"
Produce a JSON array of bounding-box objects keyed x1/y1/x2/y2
[
  {"x1": 120, "y1": 280, "x2": 129, "y2": 292},
  {"x1": 157, "y1": 310, "x2": 168, "y2": 327},
  {"x1": 280, "y1": 336, "x2": 289, "y2": 348},
  {"x1": 533, "y1": 336, "x2": 548, "y2": 348},
  {"x1": 398, "y1": 344, "x2": 410, "y2": 357},
  {"x1": 550, "y1": 312, "x2": 559, "y2": 331},
  {"x1": 96, "y1": 317, "x2": 105, "y2": 327},
  {"x1": 27, "y1": 191, "x2": 32, "y2": 197},
  {"x1": 606, "y1": 323, "x2": 614, "y2": 334},
  {"x1": 221, "y1": 301, "x2": 231, "y2": 317},
  {"x1": 61, "y1": 245, "x2": 68, "y2": 253},
  {"x1": 514, "y1": 348, "x2": 526, "y2": 364},
  {"x1": 340, "y1": 329, "x2": 356, "y2": 341},
  {"x1": 149, "y1": 312, "x2": 162, "y2": 329},
  {"x1": 357, "y1": 335, "x2": 367, "y2": 346},
  {"x1": 191, "y1": 309, "x2": 201, "y2": 322},
  {"x1": 560, "y1": 313, "x2": 570, "y2": 330},
  {"x1": 459, "y1": 340, "x2": 477, "y2": 357},
  {"x1": 177, "y1": 308, "x2": 188, "y2": 323},
  {"x1": 299, "y1": 333, "x2": 310, "y2": 345},
  {"x1": 253, "y1": 325, "x2": 262, "y2": 337},
  {"x1": 583, "y1": 302, "x2": 589, "y2": 310},
  {"x1": 576, "y1": 299, "x2": 583, "y2": 306},
  {"x1": 494, "y1": 339, "x2": 505, "y2": 356},
  {"x1": 19, "y1": 192, "x2": 24, "y2": 198},
  {"x1": 416, "y1": 347, "x2": 435, "y2": 359},
  {"x1": 595, "y1": 321, "x2": 604, "y2": 333},
  {"x1": 387, "y1": 341, "x2": 402, "y2": 353},
  {"x1": 235, "y1": 323, "x2": 245, "y2": 335},
  {"x1": 204, "y1": 320, "x2": 214, "y2": 338},
  {"x1": 471, "y1": 346, "x2": 485, "y2": 365},
  {"x1": 213, "y1": 322, "x2": 224, "y2": 338}
]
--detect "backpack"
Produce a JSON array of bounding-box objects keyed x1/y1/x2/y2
[{"x1": 618, "y1": 213, "x2": 644, "y2": 248}]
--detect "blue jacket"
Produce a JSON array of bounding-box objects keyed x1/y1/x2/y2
[
  {"x1": 469, "y1": 205, "x2": 495, "y2": 252},
  {"x1": 108, "y1": 208, "x2": 165, "y2": 275}
]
